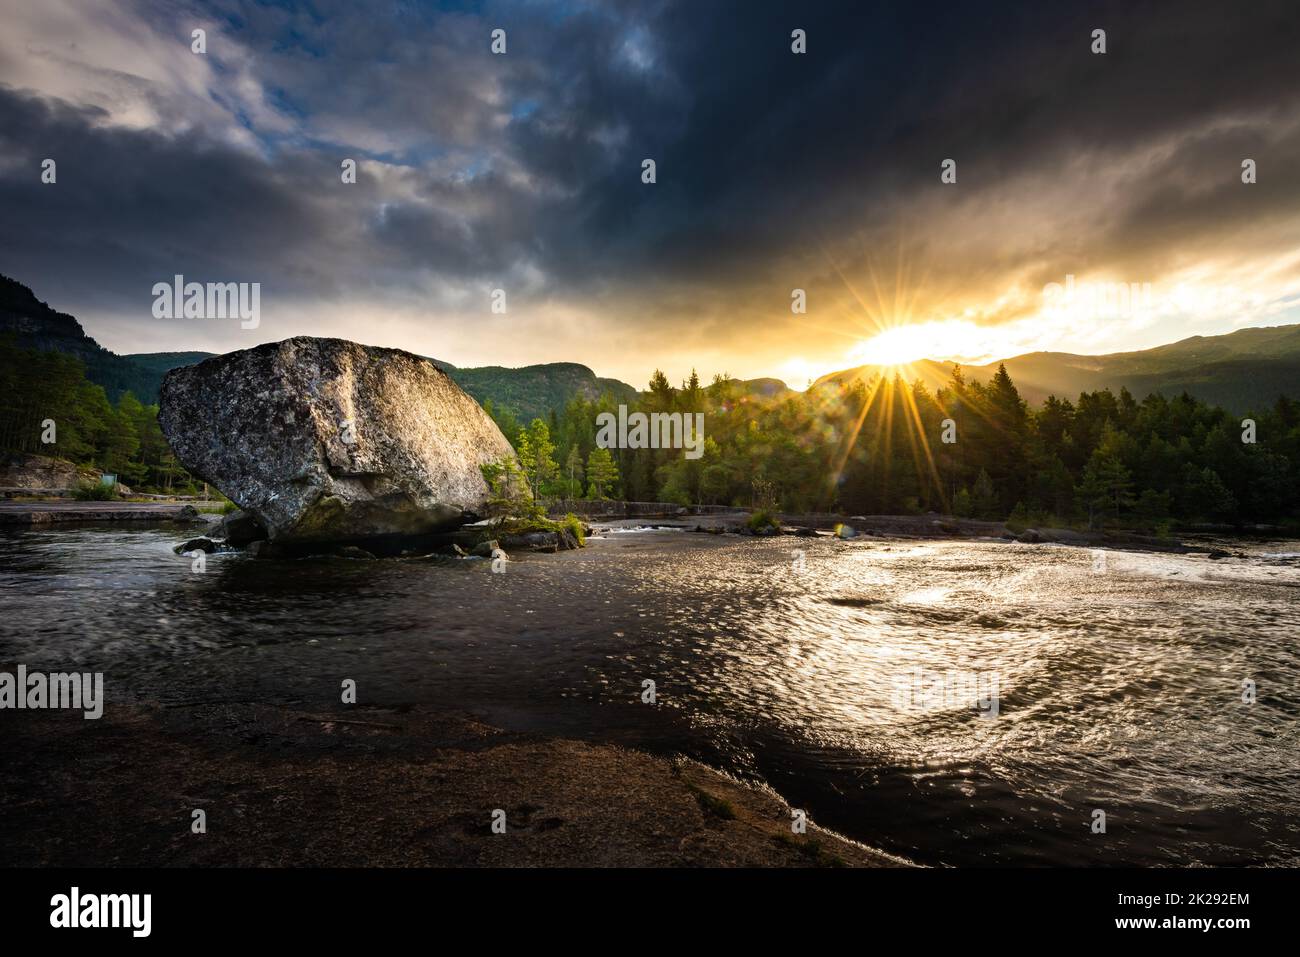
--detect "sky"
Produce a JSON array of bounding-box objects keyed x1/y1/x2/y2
[{"x1": 1, "y1": 0, "x2": 1299, "y2": 390}]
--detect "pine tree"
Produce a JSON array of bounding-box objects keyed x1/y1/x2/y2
[
  {"x1": 1078, "y1": 447, "x2": 1134, "y2": 528},
  {"x1": 564, "y1": 444, "x2": 584, "y2": 499},
  {"x1": 970, "y1": 468, "x2": 998, "y2": 519},
  {"x1": 586, "y1": 446, "x2": 620, "y2": 499},
  {"x1": 520, "y1": 418, "x2": 558, "y2": 497}
]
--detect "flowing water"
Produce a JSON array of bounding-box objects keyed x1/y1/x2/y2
[{"x1": 3, "y1": 522, "x2": 1299, "y2": 866}]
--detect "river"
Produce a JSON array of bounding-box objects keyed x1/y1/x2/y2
[{"x1": 2, "y1": 522, "x2": 1298, "y2": 866}]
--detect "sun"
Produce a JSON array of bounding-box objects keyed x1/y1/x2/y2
[
  {"x1": 843, "y1": 318, "x2": 1015, "y2": 372},
  {"x1": 844, "y1": 325, "x2": 939, "y2": 369}
]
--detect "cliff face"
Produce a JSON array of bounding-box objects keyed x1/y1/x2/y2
[{"x1": 159, "y1": 336, "x2": 520, "y2": 543}]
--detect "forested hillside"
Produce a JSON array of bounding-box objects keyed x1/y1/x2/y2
[
  {"x1": 435, "y1": 360, "x2": 637, "y2": 423},
  {"x1": 0, "y1": 275, "x2": 169, "y2": 402}
]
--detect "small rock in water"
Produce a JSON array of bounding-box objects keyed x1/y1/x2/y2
[
  {"x1": 470, "y1": 539, "x2": 500, "y2": 558},
  {"x1": 173, "y1": 537, "x2": 217, "y2": 554}
]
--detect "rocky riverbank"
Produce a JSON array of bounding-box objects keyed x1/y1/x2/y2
[{"x1": 0, "y1": 700, "x2": 910, "y2": 868}]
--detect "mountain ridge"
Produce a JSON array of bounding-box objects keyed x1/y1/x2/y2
[{"x1": 812, "y1": 324, "x2": 1300, "y2": 412}]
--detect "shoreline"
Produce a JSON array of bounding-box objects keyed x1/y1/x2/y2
[
  {"x1": 2, "y1": 496, "x2": 1294, "y2": 555},
  {"x1": 603, "y1": 511, "x2": 1282, "y2": 557},
  {"x1": 0, "y1": 699, "x2": 912, "y2": 868}
]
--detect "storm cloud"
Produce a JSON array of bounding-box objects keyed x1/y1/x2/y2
[{"x1": 1, "y1": 0, "x2": 1298, "y2": 383}]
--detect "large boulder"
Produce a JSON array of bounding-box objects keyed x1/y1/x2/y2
[{"x1": 159, "y1": 337, "x2": 520, "y2": 543}]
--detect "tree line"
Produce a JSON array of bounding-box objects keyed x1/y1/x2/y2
[{"x1": 486, "y1": 364, "x2": 1300, "y2": 529}]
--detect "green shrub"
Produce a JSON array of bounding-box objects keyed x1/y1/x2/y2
[
  {"x1": 72, "y1": 480, "x2": 118, "y2": 501},
  {"x1": 481, "y1": 457, "x2": 542, "y2": 519},
  {"x1": 560, "y1": 512, "x2": 586, "y2": 545}
]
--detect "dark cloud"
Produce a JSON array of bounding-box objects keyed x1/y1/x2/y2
[{"x1": 1, "y1": 0, "x2": 1298, "y2": 373}]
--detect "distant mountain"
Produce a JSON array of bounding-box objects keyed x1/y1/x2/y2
[
  {"x1": 437, "y1": 361, "x2": 637, "y2": 422},
  {"x1": 122, "y1": 351, "x2": 219, "y2": 388},
  {"x1": 1, "y1": 274, "x2": 637, "y2": 419},
  {"x1": 735, "y1": 377, "x2": 791, "y2": 398},
  {"x1": 813, "y1": 324, "x2": 1300, "y2": 412}
]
